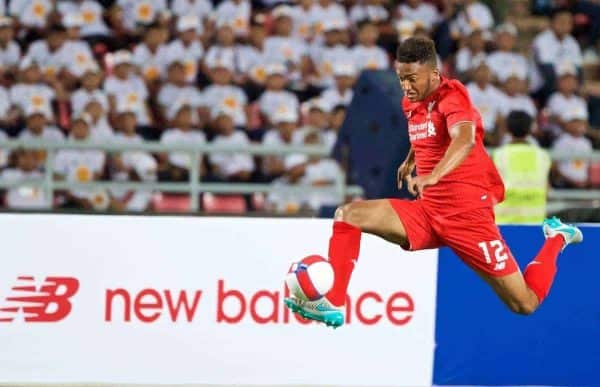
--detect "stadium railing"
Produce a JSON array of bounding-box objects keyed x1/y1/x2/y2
[
  {"x1": 0, "y1": 139, "x2": 364, "y2": 211},
  {"x1": 0, "y1": 139, "x2": 598, "y2": 213}
]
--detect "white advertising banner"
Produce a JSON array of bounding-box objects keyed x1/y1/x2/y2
[{"x1": 0, "y1": 214, "x2": 438, "y2": 386}]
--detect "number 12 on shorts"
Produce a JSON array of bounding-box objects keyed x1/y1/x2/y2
[{"x1": 478, "y1": 240, "x2": 509, "y2": 272}]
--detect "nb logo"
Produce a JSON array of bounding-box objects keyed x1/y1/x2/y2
[{"x1": 0, "y1": 276, "x2": 79, "y2": 323}]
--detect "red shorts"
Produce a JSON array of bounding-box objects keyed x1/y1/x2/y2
[{"x1": 388, "y1": 199, "x2": 519, "y2": 277}]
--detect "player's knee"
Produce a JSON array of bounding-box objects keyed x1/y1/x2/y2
[
  {"x1": 334, "y1": 203, "x2": 363, "y2": 228},
  {"x1": 508, "y1": 299, "x2": 538, "y2": 316}
]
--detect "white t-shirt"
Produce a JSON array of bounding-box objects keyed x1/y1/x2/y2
[
  {"x1": 486, "y1": 51, "x2": 528, "y2": 82},
  {"x1": 58, "y1": 1, "x2": 110, "y2": 37},
  {"x1": 500, "y1": 94, "x2": 538, "y2": 118},
  {"x1": 214, "y1": 0, "x2": 251, "y2": 36},
  {"x1": 10, "y1": 0, "x2": 52, "y2": 28},
  {"x1": 117, "y1": 0, "x2": 168, "y2": 30},
  {"x1": 0, "y1": 41, "x2": 21, "y2": 68},
  {"x1": 352, "y1": 45, "x2": 389, "y2": 71},
  {"x1": 25, "y1": 40, "x2": 66, "y2": 77},
  {"x1": 10, "y1": 83, "x2": 55, "y2": 113},
  {"x1": 261, "y1": 128, "x2": 293, "y2": 173},
  {"x1": 533, "y1": 29, "x2": 583, "y2": 68},
  {"x1": 258, "y1": 90, "x2": 299, "y2": 119},
  {"x1": 209, "y1": 130, "x2": 254, "y2": 177},
  {"x1": 19, "y1": 126, "x2": 65, "y2": 142},
  {"x1": 290, "y1": 5, "x2": 314, "y2": 41},
  {"x1": 71, "y1": 89, "x2": 110, "y2": 116},
  {"x1": 166, "y1": 39, "x2": 204, "y2": 83},
  {"x1": 310, "y1": 3, "x2": 348, "y2": 37},
  {"x1": 467, "y1": 82, "x2": 507, "y2": 132},
  {"x1": 171, "y1": 0, "x2": 213, "y2": 20},
  {"x1": 263, "y1": 36, "x2": 308, "y2": 66},
  {"x1": 160, "y1": 128, "x2": 206, "y2": 169},
  {"x1": 54, "y1": 147, "x2": 106, "y2": 198},
  {"x1": 455, "y1": 47, "x2": 487, "y2": 74},
  {"x1": 204, "y1": 44, "x2": 260, "y2": 76},
  {"x1": 397, "y1": 3, "x2": 440, "y2": 31},
  {"x1": 349, "y1": 4, "x2": 389, "y2": 23},
  {"x1": 104, "y1": 75, "x2": 150, "y2": 125},
  {"x1": 547, "y1": 92, "x2": 588, "y2": 120},
  {"x1": 452, "y1": 2, "x2": 494, "y2": 36},
  {"x1": 132, "y1": 43, "x2": 170, "y2": 81},
  {"x1": 90, "y1": 118, "x2": 114, "y2": 141},
  {"x1": 310, "y1": 44, "x2": 354, "y2": 87},
  {"x1": 0, "y1": 169, "x2": 50, "y2": 209},
  {"x1": 553, "y1": 132, "x2": 592, "y2": 183},
  {"x1": 301, "y1": 158, "x2": 341, "y2": 209},
  {"x1": 157, "y1": 83, "x2": 202, "y2": 109},
  {"x1": 320, "y1": 87, "x2": 353, "y2": 108},
  {"x1": 200, "y1": 84, "x2": 248, "y2": 127}
]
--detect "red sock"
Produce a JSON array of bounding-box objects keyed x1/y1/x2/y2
[
  {"x1": 326, "y1": 221, "x2": 361, "y2": 307},
  {"x1": 524, "y1": 235, "x2": 565, "y2": 304}
]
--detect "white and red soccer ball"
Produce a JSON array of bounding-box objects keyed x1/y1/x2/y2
[{"x1": 285, "y1": 255, "x2": 335, "y2": 301}]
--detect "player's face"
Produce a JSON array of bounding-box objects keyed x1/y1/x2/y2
[{"x1": 394, "y1": 61, "x2": 439, "y2": 102}]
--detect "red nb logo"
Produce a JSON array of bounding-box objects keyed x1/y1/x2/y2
[{"x1": 0, "y1": 276, "x2": 79, "y2": 323}]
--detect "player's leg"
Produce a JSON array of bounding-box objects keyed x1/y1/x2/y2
[
  {"x1": 443, "y1": 209, "x2": 583, "y2": 315},
  {"x1": 285, "y1": 199, "x2": 438, "y2": 327}
]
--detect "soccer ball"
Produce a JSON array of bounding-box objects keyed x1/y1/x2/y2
[{"x1": 285, "y1": 255, "x2": 335, "y2": 301}]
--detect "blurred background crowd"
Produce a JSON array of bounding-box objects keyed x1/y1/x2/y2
[{"x1": 0, "y1": 0, "x2": 598, "y2": 214}]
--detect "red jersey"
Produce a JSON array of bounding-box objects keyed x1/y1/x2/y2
[{"x1": 401, "y1": 77, "x2": 505, "y2": 215}]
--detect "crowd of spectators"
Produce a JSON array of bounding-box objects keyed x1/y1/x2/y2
[{"x1": 0, "y1": 0, "x2": 597, "y2": 213}]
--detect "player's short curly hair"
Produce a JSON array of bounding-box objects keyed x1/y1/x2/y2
[{"x1": 396, "y1": 37, "x2": 437, "y2": 67}]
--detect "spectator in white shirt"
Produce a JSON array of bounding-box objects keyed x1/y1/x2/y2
[
  {"x1": 532, "y1": 9, "x2": 583, "y2": 100},
  {"x1": 487, "y1": 23, "x2": 528, "y2": 84},
  {"x1": 104, "y1": 50, "x2": 153, "y2": 129},
  {"x1": 500, "y1": 74, "x2": 538, "y2": 121},
  {"x1": 0, "y1": 149, "x2": 50, "y2": 210},
  {"x1": 466, "y1": 63, "x2": 507, "y2": 145},
  {"x1": 320, "y1": 62, "x2": 356, "y2": 108},
  {"x1": 290, "y1": 0, "x2": 315, "y2": 41},
  {"x1": 200, "y1": 57, "x2": 249, "y2": 128},
  {"x1": 311, "y1": 0, "x2": 348, "y2": 39},
  {"x1": 397, "y1": 0, "x2": 441, "y2": 33},
  {"x1": 455, "y1": 28, "x2": 488, "y2": 82},
  {"x1": 552, "y1": 108, "x2": 592, "y2": 188},
  {"x1": 264, "y1": 5, "x2": 311, "y2": 83},
  {"x1": 158, "y1": 61, "x2": 202, "y2": 126},
  {"x1": 116, "y1": 0, "x2": 168, "y2": 31},
  {"x1": 54, "y1": 113, "x2": 107, "y2": 210},
  {"x1": 298, "y1": 98, "x2": 336, "y2": 152},
  {"x1": 133, "y1": 23, "x2": 170, "y2": 84},
  {"x1": 0, "y1": 17, "x2": 21, "y2": 78},
  {"x1": 10, "y1": 0, "x2": 53, "y2": 30},
  {"x1": 19, "y1": 105, "x2": 65, "y2": 166},
  {"x1": 159, "y1": 103, "x2": 206, "y2": 181},
  {"x1": 83, "y1": 99, "x2": 114, "y2": 142},
  {"x1": 60, "y1": 15, "x2": 99, "y2": 88},
  {"x1": 171, "y1": 0, "x2": 213, "y2": 24},
  {"x1": 109, "y1": 106, "x2": 157, "y2": 212},
  {"x1": 167, "y1": 15, "x2": 205, "y2": 84},
  {"x1": 310, "y1": 19, "x2": 354, "y2": 88},
  {"x1": 349, "y1": 0, "x2": 389, "y2": 24},
  {"x1": 258, "y1": 62, "x2": 300, "y2": 126},
  {"x1": 24, "y1": 25, "x2": 69, "y2": 81},
  {"x1": 209, "y1": 107, "x2": 254, "y2": 182},
  {"x1": 352, "y1": 20, "x2": 389, "y2": 72},
  {"x1": 214, "y1": 0, "x2": 251, "y2": 38},
  {"x1": 57, "y1": 0, "x2": 111, "y2": 38},
  {"x1": 546, "y1": 64, "x2": 589, "y2": 137},
  {"x1": 262, "y1": 107, "x2": 299, "y2": 180},
  {"x1": 10, "y1": 59, "x2": 57, "y2": 120},
  {"x1": 451, "y1": 0, "x2": 494, "y2": 39},
  {"x1": 71, "y1": 64, "x2": 108, "y2": 116}
]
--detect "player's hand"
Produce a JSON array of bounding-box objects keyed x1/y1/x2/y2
[
  {"x1": 397, "y1": 162, "x2": 414, "y2": 190},
  {"x1": 409, "y1": 174, "x2": 439, "y2": 197}
]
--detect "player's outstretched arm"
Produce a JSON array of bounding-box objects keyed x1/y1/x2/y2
[
  {"x1": 397, "y1": 146, "x2": 415, "y2": 190},
  {"x1": 410, "y1": 122, "x2": 475, "y2": 196}
]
